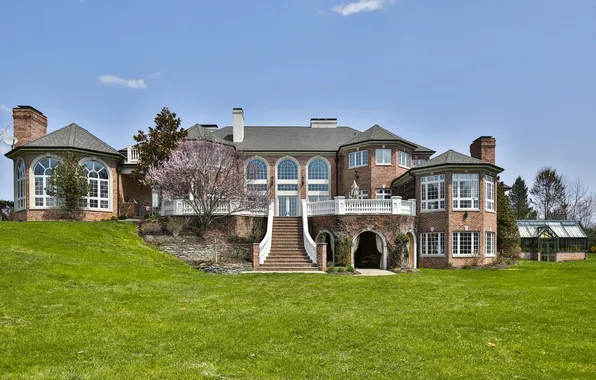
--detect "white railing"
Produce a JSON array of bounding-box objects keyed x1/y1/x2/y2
[
  {"x1": 126, "y1": 146, "x2": 140, "y2": 163},
  {"x1": 306, "y1": 196, "x2": 417, "y2": 216},
  {"x1": 259, "y1": 201, "x2": 275, "y2": 264},
  {"x1": 306, "y1": 200, "x2": 335, "y2": 216},
  {"x1": 161, "y1": 198, "x2": 268, "y2": 216},
  {"x1": 301, "y1": 200, "x2": 317, "y2": 264}
]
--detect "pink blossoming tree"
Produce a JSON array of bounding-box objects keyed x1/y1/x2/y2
[{"x1": 148, "y1": 140, "x2": 270, "y2": 237}]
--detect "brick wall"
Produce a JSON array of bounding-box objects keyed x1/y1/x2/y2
[
  {"x1": 12, "y1": 106, "x2": 48, "y2": 148},
  {"x1": 119, "y1": 174, "x2": 152, "y2": 217},
  {"x1": 557, "y1": 252, "x2": 587, "y2": 262}
]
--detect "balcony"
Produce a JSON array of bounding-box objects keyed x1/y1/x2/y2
[
  {"x1": 161, "y1": 199, "x2": 268, "y2": 216},
  {"x1": 306, "y1": 196, "x2": 416, "y2": 216},
  {"x1": 126, "y1": 146, "x2": 139, "y2": 164}
]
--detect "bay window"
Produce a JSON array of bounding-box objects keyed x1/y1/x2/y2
[
  {"x1": 485, "y1": 175, "x2": 495, "y2": 211},
  {"x1": 452, "y1": 174, "x2": 479, "y2": 210},
  {"x1": 349, "y1": 150, "x2": 368, "y2": 168},
  {"x1": 398, "y1": 151, "x2": 410, "y2": 168},
  {"x1": 486, "y1": 232, "x2": 495, "y2": 256},
  {"x1": 15, "y1": 160, "x2": 25, "y2": 210},
  {"x1": 376, "y1": 149, "x2": 392, "y2": 165},
  {"x1": 420, "y1": 175, "x2": 445, "y2": 211}
]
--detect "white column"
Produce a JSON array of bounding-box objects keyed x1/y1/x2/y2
[
  {"x1": 335, "y1": 196, "x2": 346, "y2": 215},
  {"x1": 391, "y1": 196, "x2": 402, "y2": 214},
  {"x1": 409, "y1": 198, "x2": 417, "y2": 216}
]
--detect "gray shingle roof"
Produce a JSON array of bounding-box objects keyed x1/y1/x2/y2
[
  {"x1": 518, "y1": 220, "x2": 587, "y2": 239},
  {"x1": 412, "y1": 149, "x2": 499, "y2": 169},
  {"x1": 19, "y1": 123, "x2": 121, "y2": 156},
  {"x1": 186, "y1": 124, "x2": 234, "y2": 146},
  {"x1": 213, "y1": 126, "x2": 361, "y2": 151}
]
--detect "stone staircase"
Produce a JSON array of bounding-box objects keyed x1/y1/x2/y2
[{"x1": 259, "y1": 217, "x2": 318, "y2": 271}]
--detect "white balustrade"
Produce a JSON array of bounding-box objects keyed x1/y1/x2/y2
[
  {"x1": 301, "y1": 200, "x2": 317, "y2": 264},
  {"x1": 259, "y1": 201, "x2": 275, "y2": 264},
  {"x1": 305, "y1": 196, "x2": 416, "y2": 216}
]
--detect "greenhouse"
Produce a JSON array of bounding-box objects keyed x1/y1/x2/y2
[{"x1": 518, "y1": 220, "x2": 588, "y2": 262}]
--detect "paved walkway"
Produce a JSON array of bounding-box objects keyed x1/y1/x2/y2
[{"x1": 357, "y1": 269, "x2": 396, "y2": 276}]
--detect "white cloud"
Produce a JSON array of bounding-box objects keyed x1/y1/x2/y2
[
  {"x1": 333, "y1": 0, "x2": 386, "y2": 16},
  {"x1": 98, "y1": 75, "x2": 148, "y2": 89},
  {"x1": 0, "y1": 105, "x2": 10, "y2": 113},
  {"x1": 149, "y1": 72, "x2": 161, "y2": 78}
]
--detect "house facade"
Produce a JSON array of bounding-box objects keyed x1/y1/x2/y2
[{"x1": 5, "y1": 105, "x2": 504, "y2": 270}]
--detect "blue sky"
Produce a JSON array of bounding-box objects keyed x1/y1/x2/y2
[{"x1": 1, "y1": 0, "x2": 595, "y2": 201}]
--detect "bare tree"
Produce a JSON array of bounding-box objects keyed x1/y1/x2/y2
[
  {"x1": 148, "y1": 140, "x2": 270, "y2": 237},
  {"x1": 565, "y1": 177, "x2": 596, "y2": 226},
  {"x1": 530, "y1": 167, "x2": 566, "y2": 220}
]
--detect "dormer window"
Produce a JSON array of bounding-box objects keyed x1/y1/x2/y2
[{"x1": 398, "y1": 151, "x2": 410, "y2": 168}]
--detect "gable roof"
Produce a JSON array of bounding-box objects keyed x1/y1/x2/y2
[
  {"x1": 517, "y1": 220, "x2": 587, "y2": 239},
  {"x1": 411, "y1": 149, "x2": 502, "y2": 171},
  {"x1": 213, "y1": 126, "x2": 362, "y2": 152},
  {"x1": 6, "y1": 123, "x2": 122, "y2": 158},
  {"x1": 186, "y1": 124, "x2": 234, "y2": 146}
]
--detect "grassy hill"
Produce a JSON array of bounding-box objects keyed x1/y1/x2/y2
[{"x1": 0, "y1": 222, "x2": 595, "y2": 379}]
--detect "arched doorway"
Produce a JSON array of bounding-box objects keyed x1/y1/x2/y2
[
  {"x1": 353, "y1": 231, "x2": 387, "y2": 269},
  {"x1": 316, "y1": 231, "x2": 335, "y2": 265}
]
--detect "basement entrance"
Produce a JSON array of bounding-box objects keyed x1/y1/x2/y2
[{"x1": 354, "y1": 231, "x2": 384, "y2": 269}]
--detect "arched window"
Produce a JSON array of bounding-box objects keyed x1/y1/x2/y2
[
  {"x1": 82, "y1": 160, "x2": 110, "y2": 210},
  {"x1": 246, "y1": 158, "x2": 268, "y2": 193},
  {"x1": 33, "y1": 157, "x2": 59, "y2": 207},
  {"x1": 308, "y1": 159, "x2": 329, "y2": 180},
  {"x1": 277, "y1": 159, "x2": 298, "y2": 180},
  {"x1": 15, "y1": 160, "x2": 25, "y2": 210},
  {"x1": 307, "y1": 157, "x2": 330, "y2": 202}
]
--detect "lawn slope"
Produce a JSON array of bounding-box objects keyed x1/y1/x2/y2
[{"x1": 0, "y1": 222, "x2": 595, "y2": 379}]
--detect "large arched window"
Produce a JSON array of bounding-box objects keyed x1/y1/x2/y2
[
  {"x1": 246, "y1": 158, "x2": 268, "y2": 193},
  {"x1": 277, "y1": 159, "x2": 298, "y2": 180},
  {"x1": 15, "y1": 160, "x2": 25, "y2": 210},
  {"x1": 33, "y1": 157, "x2": 59, "y2": 207},
  {"x1": 82, "y1": 160, "x2": 110, "y2": 210},
  {"x1": 307, "y1": 157, "x2": 330, "y2": 202}
]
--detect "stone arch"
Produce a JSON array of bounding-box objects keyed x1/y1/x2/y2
[
  {"x1": 406, "y1": 231, "x2": 417, "y2": 269},
  {"x1": 352, "y1": 229, "x2": 389, "y2": 269},
  {"x1": 315, "y1": 229, "x2": 335, "y2": 265}
]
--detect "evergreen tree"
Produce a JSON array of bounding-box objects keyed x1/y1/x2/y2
[
  {"x1": 508, "y1": 176, "x2": 536, "y2": 220},
  {"x1": 497, "y1": 181, "x2": 521, "y2": 258},
  {"x1": 132, "y1": 107, "x2": 187, "y2": 184}
]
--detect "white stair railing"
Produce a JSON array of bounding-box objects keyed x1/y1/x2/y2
[
  {"x1": 258, "y1": 201, "x2": 275, "y2": 264},
  {"x1": 301, "y1": 200, "x2": 317, "y2": 264}
]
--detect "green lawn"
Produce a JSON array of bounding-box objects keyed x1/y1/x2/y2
[{"x1": 0, "y1": 222, "x2": 595, "y2": 379}]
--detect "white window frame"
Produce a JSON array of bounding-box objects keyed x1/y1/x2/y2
[
  {"x1": 452, "y1": 232, "x2": 480, "y2": 257},
  {"x1": 486, "y1": 232, "x2": 495, "y2": 257},
  {"x1": 348, "y1": 150, "x2": 368, "y2": 169},
  {"x1": 485, "y1": 175, "x2": 495, "y2": 212},
  {"x1": 412, "y1": 159, "x2": 426, "y2": 167},
  {"x1": 306, "y1": 157, "x2": 331, "y2": 201},
  {"x1": 15, "y1": 159, "x2": 26, "y2": 211},
  {"x1": 358, "y1": 190, "x2": 369, "y2": 199},
  {"x1": 398, "y1": 151, "x2": 410, "y2": 168},
  {"x1": 420, "y1": 232, "x2": 445, "y2": 256},
  {"x1": 420, "y1": 175, "x2": 445, "y2": 212},
  {"x1": 376, "y1": 188, "x2": 391, "y2": 199},
  {"x1": 246, "y1": 157, "x2": 269, "y2": 195},
  {"x1": 30, "y1": 155, "x2": 60, "y2": 209},
  {"x1": 452, "y1": 174, "x2": 480, "y2": 210},
  {"x1": 81, "y1": 159, "x2": 111, "y2": 211},
  {"x1": 375, "y1": 149, "x2": 392, "y2": 165}
]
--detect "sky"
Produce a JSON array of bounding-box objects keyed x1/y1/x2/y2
[{"x1": 1, "y1": 0, "x2": 595, "y2": 201}]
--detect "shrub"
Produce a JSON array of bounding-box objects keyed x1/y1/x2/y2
[
  {"x1": 591, "y1": 246, "x2": 596, "y2": 253},
  {"x1": 346, "y1": 265, "x2": 355, "y2": 273},
  {"x1": 334, "y1": 237, "x2": 352, "y2": 266},
  {"x1": 139, "y1": 221, "x2": 163, "y2": 236},
  {"x1": 505, "y1": 258, "x2": 512, "y2": 265},
  {"x1": 165, "y1": 217, "x2": 188, "y2": 237},
  {"x1": 337, "y1": 267, "x2": 345, "y2": 273},
  {"x1": 463, "y1": 265, "x2": 470, "y2": 270},
  {"x1": 118, "y1": 215, "x2": 128, "y2": 220},
  {"x1": 326, "y1": 267, "x2": 337, "y2": 273}
]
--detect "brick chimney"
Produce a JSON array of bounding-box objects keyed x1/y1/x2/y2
[
  {"x1": 13, "y1": 106, "x2": 47, "y2": 147},
  {"x1": 470, "y1": 136, "x2": 496, "y2": 165}
]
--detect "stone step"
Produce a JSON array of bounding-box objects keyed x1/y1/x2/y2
[
  {"x1": 257, "y1": 267, "x2": 319, "y2": 272},
  {"x1": 265, "y1": 256, "x2": 312, "y2": 262},
  {"x1": 270, "y1": 247, "x2": 305, "y2": 252}
]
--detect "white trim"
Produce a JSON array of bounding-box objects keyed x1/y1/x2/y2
[
  {"x1": 375, "y1": 148, "x2": 392, "y2": 165},
  {"x1": 245, "y1": 156, "x2": 269, "y2": 194},
  {"x1": 485, "y1": 175, "x2": 495, "y2": 212},
  {"x1": 452, "y1": 173, "x2": 480, "y2": 210},
  {"x1": 306, "y1": 156, "x2": 331, "y2": 201},
  {"x1": 485, "y1": 231, "x2": 496, "y2": 257},
  {"x1": 419, "y1": 232, "x2": 445, "y2": 257},
  {"x1": 452, "y1": 231, "x2": 480, "y2": 257},
  {"x1": 398, "y1": 150, "x2": 410, "y2": 168},
  {"x1": 275, "y1": 156, "x2": 300, "y2": 216},
  {"x1": 79, "y1": 157, "x2": 113, "y2": 213},
  {"x1": 420, "y1": 174, "x2": 445, "y2": 211},
  {"x1": 348, "y1": 150, "x2": 369, "y2": 169}
]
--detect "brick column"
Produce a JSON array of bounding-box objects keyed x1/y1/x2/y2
[
  {"x1": 252, "y1": 243, "x2": 260, "y2": 271},
  {"x1": 317, "y1": 243, "x2": 327, "y2": 272}
]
